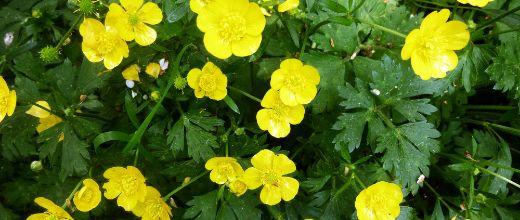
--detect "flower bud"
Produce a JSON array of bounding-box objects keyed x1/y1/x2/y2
[
  {"x1": 78, "y1": 0, "x2": 95, "y2": 15},
  {"x1": 32, "y1": 9, "x2": 42, "y2": 18},
  {"x1": 183, "y1": 177, "x2": 191, "y2": 185},
  {"x1": 234, "y1": 127, "x2": 245, "y2": 136},
  {"x1": 30, "y1": 160, "x2": 43, "y2": 172},
  {"x1": 151, "y1": 91, "x2": 160, "y2": 101},
  {"x1": 174, "y1": 75, "x2": 187, "y2": 90},
  {"x1": 39, "y1": 46, "x2": 60, "y2": 63},
  {"x1": 3, "y1": 32, "x2": 14, "y2": 46},
  {"x1": 125, "y1": 80, "x2": 135, "y2": 89}
]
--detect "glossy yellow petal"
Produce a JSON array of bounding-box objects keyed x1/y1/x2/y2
[
  {"x1": 278, "y1": 0, "x2": 300, "y2": 12},
  {"x1": 436, "y1": 21, "x2": 470, "y2": 50},
  {"x1": 105, "y1": 3, "x2": 134, "y2": 41},
  {"x1": 355, "y1": 181, "x2": 403, "y2": 220},
  {"x1": 0, "y1": 76, "x2": 8, "y2": 95},
  {"x1": 251, "y1": 149, "x2": 274, "y2": 171},
  {"x1": 81, "y1": 44, "x2": 103, "y2": 63},
  {"x1": 242, "y1": 167, "x2": 263, "y2": 189},
  {"x1": 103, "y1": 166, "x2": 126, "y2": 179},
  {"x1": 279, "y1": 177, "x2": 299, "y2": 201},
  {"x1": 270, "y1": 69, "x2": 286, "y2": 90},
  {"x1": 256, "y1": 109, "x2": 271, "y2": 131},
  {"x1": 102, "y1": 181, "x2": 122, "y2": 199},
  {"x1": 203, "y1": 31, "x2": 232, "y2": 59},
  {"x1": 120, "y1": 0, "x2": 143, "y2": 12},
  {"x1": 231, "y1": 34, "x2": 262, "y2": 57},
  {"x1": 229, "y1": 179, "x2": 248, "y2": 196},
  {"x1": 190, "y1": 0, "x2": 207, "y2": 14},
  {"x1": 196, "y1": 8, "x2": 221, "y2": 33},
  {"x1": 272, "y1": 154, "x2": 296, "y2": 175},
  {"x1": 187, "y1": 68, "x2": 203, "y2": 89},
  {"x1": 209, "y1": 89, "x2": 227, "y2": 101},
  {"x1": 205, "y1": 157, "x2": 235, "y2": 169},
  {"x1": 145, "y1": 62, "x2": 161, "y2": 78},
  {"x1": 401, "y1": 29, "x2": 421, "y2": 60},
  {"x1": 260, "y1": 89, "x2": 279, "y2": 108},
  {"x1": 280, "y1": 58, "x2": 303, "y2": 70},
  {"x1": 295, "y1": 84, "x2": 317, "y2": 105},
  {"x1": 457, "y1": 0, "x2": 493, "y2": 7},
  {"x1": 73, "y1": 178, "x2": 102, "y2": 212},
  {"x1": 6, "y1": 90, "x2": 16, "y2": 116},
  {"x1": 117, "y1": 193, "x2": 138, "y2": 211},
  {"x1": 138, "y1": 2, "x2": 163, "y2": 25},
  {"x1": 79, "y1": 18, "x2": 105, "y2": 37},
  {"x1": 210, "y1": 169, "x2": 229, "y2": 184},
  {"x1": 194, "y1": 89, "x2": 205, "y2": 98},
  {"x1": 127, "y1": 165, "x2": 146, "y2": 181},
  {"x1": 122, "y1": 64, "x2": 141, "y2": 82},
  {"x1": 411, "y1": 49, "x2": 458, "y2": 80},
  {"x1": 103, "y1": 42, "x2": 127, "y2": 70},
  {"x1": 216, "y1": 72, "x2": 228, "y2": 88},
  {"x1": 134, "y1": 22, "x2": 157, "y2": 46},
  {"x1": 27, "y1": 213, "x2": 49, "y2": 220},
  {"x1": 26, "y1": 101, "x2": 51, "y2": 118},
  {"x1": 34, "y1": 197, "x2": 73, "y2": 219},
  {"x1": 279, "y1": 87, "x2": 299, "y2": 106},
  {"x1": 286, "y1": 104, "x2": 305, "y2": 125},
  {"x1": 36, "y1": 115, "x2": 62, "y2": 133},
  {"x1": 245, "y1": 3, "x2": 266, "y2": 35},
  {"x1": 302, "y1": 65, "x2": 320, "y2": 85},
  {"x1": 260, "y1": 184, "x2": 282, "y2": 205},
  {"x1": 420, "y1": 9, "x2": 450, "y2": 33}
]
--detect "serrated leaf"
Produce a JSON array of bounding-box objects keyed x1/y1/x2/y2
[
  {"x1": 218, "y1": 193, "x2": 262, "y2": 220},
  {"x1": 184, "y1": 190, "x2": 218, "y2": 220},
  {"x1": 60, "y1": 123, "x2": 90, "y2": 180},
  {"x1": 486, "y1": 34, "x2": 520, "y2": 106}
]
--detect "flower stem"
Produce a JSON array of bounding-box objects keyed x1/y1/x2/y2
[
  {"x1": 133, "y1": 147, "x2": 139, "y2": 166},
  {"x1": 358, "y1": 19, "x2": 407, "y2": 39},
  {"x1": 228, "y1": 86, "x2": 261, "y2": 103},
  {"x1": 162, "y1": 170, "x2": 209, "y2": 201},
  {"x1": 464, "y1": 105, "x2": 516, "y2": 111},
  {"x1": 352, "y1": 172, "x2": 367, "y2": 189},
  {"x1": 56, "y1": 15, "x2": 83, "y2": 50},
  {"x1": 475, "y1": 5, "x2": 520, "y2": 32},
  {"x1": 476, "y1": 165, "x2": 520, "y2": 189},
  {"x1": 62, "y1": 179, "x2": 83, "y2": 209},
  {"x1": 461, "y1": 119, "x2": 520, "y2": 137}
]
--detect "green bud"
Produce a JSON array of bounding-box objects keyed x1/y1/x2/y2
[
  {"x1": 468, "y1": 20, "x2": 476, "y2": 29},
  {"x1": 39, "y1": 46, "x2": 60, "y2": 63},
  {"x1": 473, "y1": 168, "x2": 480, "y2": 176},
  {"x1": 221, "y1": 134, "x2": 228, "y2": 143},
  {"x1": 32, "y1": 9, "x2": 42, "y2": 18},
  {"x1": 78, "y1": 0, "x2": 95, "y2": 15},
  {"x1": 31, "y1": 161, "x2": 43, "y2": 172},
  {"x1": 151, "y1": 91, "x2": 161, "y2": 101},
  {"x1": 475, "y1": 193, "x2": 487, "y2": 204},
  {"x1": 174, "y1": 75, "x2": 187, "y2": 90},
  {"x1": 64, "y1": 108, "x2": 74, "y2": 117},
  {"x1": 234, "y1": 127, "x2": 245, "y2": 136}
]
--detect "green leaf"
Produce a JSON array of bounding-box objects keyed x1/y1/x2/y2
[
  {"x1": 167, "y1": 118, "x2": 185, "y2": 153},
  {"x1": 452, "y1": 44, "x2": 493, "y2": 92},
  {"x1": 93, "y1": 131, "x2": 131, "y2": 152},
  {"x1": 186, "y1": 122, "x2": 218, "y2": 162},
  {"x1": 223, "y1": 96, "x2": 240, "y2": 114},
  {"x1": 478, "y1": 137, "x2": 513, "y2": 195},
  {"x1": 486, "y1": 34, "x2": 520, "y2": 106},
  {"x1": 184, "y1": 190, "x2": 218, "y2": 220},
  {"x1": 431, "y1": 199, "x2": 445, "y2": 220},
  {"x1": 301, "y1": 175, "x2": 331, "y2": 193},
  {"x1": 60, "y1": 123, "x2": 90, "y2": 180},
  {"x1": 310, "y1": 23, "x2": 358, "y2": 54},
  {"x1": 218, "y1": 193, "x2": 262, "y2": 220}
]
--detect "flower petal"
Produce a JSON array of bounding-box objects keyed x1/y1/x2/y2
[
  {"x1": 104, "y1": 167, "x2": 126, "y2": 179},
  {"x1": 245, "y1": 3, "x2": 266, "y2": 35},
  {"x1": 251, "y1": 149, "x2": 275, "y2": 170},
  {"x1": 279, "y1": 87, "x2": 298, "y2": 106},
  {"x1": 187, "y1": 68, "x2": 202, "y2": 90},
  {"x1": 256, "y1": 109, "x2": 272, "y2": 131},
  {"x1": 232, "y1": 34, "x2": 262, "y2": 57},
  {"x1": 205, "y1": 157, "x2": 235, "y2": 170},
  {"x1": 435, "y1": 20, "x2": 470, "y2": 50},
  {"x1": 120, "y1": 0, "x2": 143, "y2": 12},
  {"x1": 278, "y1": 0, "x2": 300, "y2": 12},
  {"x1": 190, "y1": 0, "x2": 206, "y2": 14},
  {"x1": 134, "y1": 23, "x2": 157, "y2": 46},
  {"x1": 102, "y1": 181, "x2": 122, "y2": 200},
  {"x1": 302, "y1": 65, "x2": 320, "y2": 85},
  {"x1": 0, "y1": 76, "x2": 9, "y2": 95},
  {"x1": 209, "y1": 89, "x2": 227, "y2": 101},
  {"x1": 204, "y1": 31, "x2": 232, "y2": 59},
  {"x1": 286, "y1": 104, "x2": 304, "y2": 125},
  {"x1": 7, "y1": 90, "x2": 16, "y2": 116},
  {"x1": 270, "y1": 69, "x2": 286, "y2": 90},
  {"x1": 295, "y1": 84, "x2": 317, "y2": 105},
  {"x1": 420, "y1": 9, "x2": 450, "y2": 32},
  {"x1": 273, "y1": 154, "x2": 296, "y2": 175},
  {"x1": 26, "y1": 101, "x2": 50, "y2": 118},
  {"x1": 242, "y1": 167, "x2": 263, "y2": 189},
  {"x1": 411, "y1": 49, "x2": 458, "y2": 80},
  {"x1": 27, "y1": 213, "x2": 49, "y2": 220},
  {"x1": 105, "y1": 4, "x2": 134, "y2": 41},
  {"x1": 401, "y1": 29, "x2": 421, "y2": 60},
  {"x1": 279, "y1": 177, "x2": 299, "y2": 201},
  {"x1": 260, "y1": 184, "x2": 282, "y2": 205},
  {"x1": 79, "y1": 18, "x2": 105, "y2": 37},
  {"x1": 138, "y1": 2, "x2": 163, "y2": 25}
]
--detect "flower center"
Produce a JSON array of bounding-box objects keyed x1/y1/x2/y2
[
  {"x1": 284, "y1": 74, "x2": 304, "y2": 91},
  {"x1": 121, "y1": 175, "x2": 139, "y2": 194},
  {"x1": 128, "y1": 13, "x2": 140, "y2": 26},
  {"x1": 219, "y1": 13, "x2": 246, "y2": 42},
  {"x1": 145, "y1": 200, "x2": 164, "y2": 218},
  {"x1": 95, "y1": 33, "x2": 115, "y2": 55},
  {"x1": 217, "y1": 162, "x2": 236, "y2": 179},
  {"x1": 199, "y1": 74, "x2": 216, "y2": 92},
  {"x1": 44, "y1": 214, "x2": 59, "y2": 220},
  {"x1": 261, "y1": 170, "x2": 281, "y2": 186}
]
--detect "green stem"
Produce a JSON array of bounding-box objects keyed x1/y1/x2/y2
[
  {"x1": 133, "y1": 147, "x2": 139, "y2": 166},
  {"x1": 229, "y1": 86, "x2": 261, "y2": 103},
  {"x1": 439, "y1": 152, "x2": 520, "y2": 174},
  {"x1": 376, "y1": 110, "x2": 397, "y2": 129},
  {"x1": 476, "y1": 165, "x2": 520, "y2": 189},
  {"x1": 358, "y1": 19, "x2": 406, "y2": 39},
  {"x1": 162, "y1": 170, "x2": 209, "y2": 201},
  {"x1": 475, "y1": 5, "x2": 520, "y2": 32},
  {"x1": 123, "y1": 44, "x2": 195, "y2": 153},
  {"x1": 485, "y1": 27, "x2": 520, "y2": 39},
  {"x1": 56, "y1": 15, "x2": 83, "y2": 50},
  {"x1": 464, "y1": 105, "x2": 516, "y2": 111},
  {"x1": 461, "y1": 119, "x2": 520, "y2": 137},
  {"x1": 352, "y1": 172, "x2": 367, "y2": 189},
  {"x1": 334, "y1": 176, "x2": 353, "y2": 197},
  {"x1": 62, "y1": 179, "x2": 83, "y2": 209}
]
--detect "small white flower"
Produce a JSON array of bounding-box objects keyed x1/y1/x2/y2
[
  {"x1": 143, "y1": 94, "x2": 148, "y2": 100},
  {"x1": 159, "y1": 58, "x2": 169, "y2": 70},
  {"x1": 4, "y1": 32, "x2": 14, "y2": 46},
  {"x1": 371, "y1": 89, "x2": 381, "y2": 96},
  {"x1": 417, "y1": 174, "x2": 425, "y2": 184},
  {"x1": 131, "y1": 91, "x2": 138, "y2": 98},
  {"x1": 125, "y1": 80, "x2": 135, "y2": 89}
]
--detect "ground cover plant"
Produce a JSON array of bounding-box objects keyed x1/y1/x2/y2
[{"x1": 1, "y1": 0, "x2": 520, "y2": 219}]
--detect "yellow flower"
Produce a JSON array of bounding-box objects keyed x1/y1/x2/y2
[
  {"x1": 457, "y1": 0, "x2": 493, "y2": 7},
  {"x1": 79, "y1": 18, "x2": 129, "y2": 70},
  {"x1": 229, "y1": 179, "x2": 248, "y2": 196},
  {"x1": 401, "y1": 9, "x2": 470, "y2": 80},
  {"x1": 190, "y1": 0, "x2": 214, "y2": 14},
  {"x1": 355, "y1": 181, "x2": 403, "y2": 220},
  {"x1": 187, "y1": 62, "x2": 228, "y2": 101},
  {"x1": 145, "y1": 62, "x2": 161, "y2": 78},
  {"x1": 27, "y1": 197, "x2": 73, "y2": 220},
  {"x1": 278, "y1": 0, "x2": 299, "y2": 12},
  {"x1": 102, "y1": 166, "x2": 147, "y2": 211},
  {"x1": 205, "y1": 157, "x2": 244, "y2": 184},
  {"x1": 105, "y1": 0, "x2": 163, "y2": 46},
  {"x1": 196, "y1": 0, "x2": 266, "y2": 59},
  {"x1": 242, "y1": 149, "x2": 299, "y2": 205},
  {"x1": 26, "y1": 101, "x2": 64, "y2": 141},
  {"x1": 270, "y1": 59, "x2": 320, "y2": 106},
  {"x1": 132, "y1": 186, "x2": 172, "y2": 220},
  {"x1": 73, "y1": 179, "x2": 102, "y2": 212},
  {"x1": 122, "y1": 64, "x2": 141, "y2": 82},
  {"x1": 0, "y1": 76, "x2": 16, "y2": 123},
  {"x1": 256, "y1": 89, "x2": 304, "y2": 138}
]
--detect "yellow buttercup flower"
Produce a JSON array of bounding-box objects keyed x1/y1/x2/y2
[
  {"x1": 256, "y1": 89, "x2": 304, "y2": 138},
  {"x1": 0, "y1": 76, "x2": 16, "y2": 123},
  {"x1": 80, "y1": 18, "x2": 129, "y2": 70},
  {"x1": 122, "y1": 64, "x2": 141, "y2": 82},
  {"x1": 190, "y1": 0, "x2": 214, "y2": 14},
  {"x1": 401, "y1": 9, "x2": 470, "y2": 80},
  {"x1": 278, "y1": 0, "x2": 299, "y2": 12},
  {"x1": 457, "y1": 0, "x2": 493, "y2": 7},
  {"x1": 73, "y1": 178, "x2": 102, "y2": 212},
  {"x1": 27, "y1": 197, "x2": 73, "y2": 220},
  {"x1": 26, "y1": 101, "x2": 64, "y2": 141},
  {"x1": 105, "y1": 0, "x2": 163, "y2": 46},
  {"x1": 355, "y1": 181, "x2": 403, "y2": 220},
  {"x1": 229, "y1": 179, "x2": 248, "y2": 196},
  {"x1": 196, "y1": 0, "x2": 266, "y2": 59},
  {"x1": 205, "y1": 157, "x2": 244, "y2": 184},
  {"x1": 187, "y1": 62, "x2": 228, "y2": 101},
  {"x1": 145, "y1": 62, "x2": 161, "y2": 78},
  {"x1": 242, "y1": 149, "x2": 299, "y2": 205},
  {"x1": 132, "y1": 186, "x2": 172, "y2": 220},
  {"x1": 102, "y1": 166, "x2": 147, "y2": 211},
  {"x1": 270, "y1": 59, "x2": 320, "y2": 106}
]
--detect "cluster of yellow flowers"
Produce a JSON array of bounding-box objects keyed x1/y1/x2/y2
[
  {"x1": 205, "y1": 149, "x2": 299, "y2": 206},
  {"x1": 28, "y1": 166, "x2": 171, "y2": 220},
  {"x1": 26, "y1": 101, "x2": 64, "y2": 141},
  {"x1": 257, "y1": 59, "x2": 320, "y2": 138},
  {"x1": 0, "y1": 76, "x2": 16, "y2": 124},
  {"x1": 80, "y1": 0, "x2": 163, "y2": 69}
]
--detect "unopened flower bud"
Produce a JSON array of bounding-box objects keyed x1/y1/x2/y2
[
  {"x1": 234, "y1": 127, "x2": 245, "y2": 136},
  {"x1": 30, "y1": 160, "x2": 43, "y2": 172},
  {"x1": 32, "y1": 9, "x2": 42, "y2": 18},
  {"x1": 4, "y1": 32, "x2": 14, "y2": 46},
  {"x1": 125, "y1": 80, "x2": 135, "y2": 89},
  {"x1": 183, "y1": 177, "x2": 191, "y2": 185},
  {"x1": 39, "y1": 46, "x2": 60, "y2": 63},
  {"x1": 151, "y1": 91, "x2": 160, "y2": 101},
  {"x1": 78, "y1": 0, "x2": 95, "y2": 15}
]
